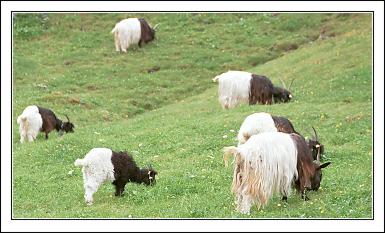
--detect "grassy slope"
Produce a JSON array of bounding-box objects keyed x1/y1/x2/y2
[
  {"x1": 14, "y1": 13, "x2": 352, "y2": 122},
  {"x1": 13, "y1": 13, "x2": 372, "y2": 218}
]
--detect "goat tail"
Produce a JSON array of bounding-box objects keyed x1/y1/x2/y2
[
  {"x1": 17, "y1": 115, "x2": 30, "y2": 133},
  {"x1": 111, "y1": 25, "x2": 118, "y2": 34},
  {"x1": 74, "y1": 158, "x2": 87, "y2": 167},
  {"x1": 223, "y1": 146, "x2": 239, "y2": 167},
  {"x1": 212, "y1": 75, "x2": 221, "y2": 83},
  {"x1": 17, "y1": 115, "x2": 27, "y2": 124}
]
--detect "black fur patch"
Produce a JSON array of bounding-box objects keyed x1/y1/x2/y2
[
  {"x1": 271, "y1": 115, "x2": 298, "y2": 134},
  {"x1": 290, "y1": 133, "x2": 315, "y2": 194},
  {"x1": 249, "y1": 74, "x2": 275, "y2": 105},
  {"x1": 111, "y1": 151, "x2": 157, "y2": 196},
  {"x1": 37, "y1": 106, "x2": 62, "y2": 139},
  {"x1": 138, "y1": 18, "x2": 155, "y2": 47}
]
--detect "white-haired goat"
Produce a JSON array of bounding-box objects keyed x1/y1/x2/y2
[
  {"x1": 213, "y1": 71, "x2": 293, "y2": 109},
  {"x1": 111, "y1": 18, "x2": 158, "y2": 52},
  {"x1": 16, "y1": 105, "x2": 74, "y2": 143},
  {"x1": 223, "y1": 132, "x2": 331, "y2": 214}
]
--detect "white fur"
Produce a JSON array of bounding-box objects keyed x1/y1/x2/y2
[
  {"x1": 224, "y1": 132, "x2": 298, "y2": 214},
  {"x1": 111, "y1": 18, "x2": 141, "y2": 52},
  {"x1": 16, "y1": 105, "x2": 43, "y2": 143},
  {"x1": 214, "y1": 71, "x2": 253, "y2": 109},
  {"x1": 74, "y1": 148, "x2": 115, "y2": 205},
  {"x1": 237, "y1": 112, "x2": 277, "y2": 145}
]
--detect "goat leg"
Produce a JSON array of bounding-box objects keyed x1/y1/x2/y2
[{"x1": 301, "y1": 190, "x2": 309, "y2": 201}]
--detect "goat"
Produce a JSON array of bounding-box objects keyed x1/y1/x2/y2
[
  {"x1": 16, "y1": 105, "x2": 74, "y2": 143},
  {"x1": 111, "y1": 18, "x2": 159, "y2": 52},
  {"x1": 74, "y1": 148, "x2": 157, "y2": 205},
  {"x1": 213, "y1": 71, "x2": 293, "y2": 109},
  {"x1": 237, "y1": 112, "x2": 324, "y2": 160},
  {"x1": 223, "y1": 132, "x2": 331, "y2": 214}
]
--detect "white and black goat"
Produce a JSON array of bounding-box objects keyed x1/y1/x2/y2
[
  {"x1": 74, "y1": 148, "x2": 157, "y2": 205},
  {"x1": 16, "y1": 105, "x2": 74, "y2": 143},
  {"x1": 223, "y1": 132, "x2": 331, "y2": 214},
  {"x1": 213, "y1": 71, "x2": 294, "y2": 109},
  {"x1": 111, "y1": 18, "x2": 159, "y2": 52},
  {"x1": 237, "y1": 112, "x2": 324, "y2": 161}
]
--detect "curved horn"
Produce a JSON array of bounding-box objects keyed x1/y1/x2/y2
[
  {"x1": 316, "y1": 146, "x2": 321, "y2": 161},
  {"x1": 153, "y1": 23, "x2": 160, "y2": 30},
  {"x1": 288, "y1": 78, "x2": 295, "y2": 90},
  {"x1": 65, "y1": 114, "x2": 70, "y2": 122},
  {"x1": 279, "y1": 78, "x2": 287, "y2": 89},
  {"x1": 311, "y1": 126, "x2": 318, "y2": 141}
]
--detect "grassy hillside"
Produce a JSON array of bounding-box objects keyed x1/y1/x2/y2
[{"x1": 12, "y1": 13, "x2": 372, "y2": 218}]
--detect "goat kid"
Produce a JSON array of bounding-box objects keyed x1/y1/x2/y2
[{"x1": 74, "y1": 148, "x2": 157, "y2": 205}]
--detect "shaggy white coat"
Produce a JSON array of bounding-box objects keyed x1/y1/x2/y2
[
  {"x1": 213, "y1": 71, "x2": 253, "y2": 109},
  {"x1": 237, "y1": 112, "x2": 277, "y2": 145},
  {"x1": 74, "y1": 148, "x2": 115, "y2": 205},
  {"x1": 16, "y1": 105, "x2": 43, "y2": 143},
  {"x1": 111, "y1": 18, "x2": 141, "y2": 52},
  {"x1": 224, "y1": 132, "x2": 298, "y2": 214}
]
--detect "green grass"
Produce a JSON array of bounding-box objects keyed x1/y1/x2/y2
[{"x1": 12, "y1": 13, "x2": 372, "y2": 218}]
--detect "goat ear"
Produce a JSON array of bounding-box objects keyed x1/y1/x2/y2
[{"x1": 319, "y1": 162, "x2": 331, "y2": 170}]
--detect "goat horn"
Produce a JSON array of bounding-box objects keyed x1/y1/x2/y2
[
  {"x1": 153, "y1": 23, "x2": 160, "y2": 30},
  {"x1": 288, "y1": 78, "x2": 295, "y2": 91},
  {"x1": 279, "y1": 78, "x2": 287, "y2": 89},
  {"x1": 311, "y1": 126, "x2": 318, "y2": 141},
  {"x1": 65, "y1": 114, "x2": 70, "y2": 122},
  {"x1": 316, "y1": 146, "x2": 321, "y2": 161}
]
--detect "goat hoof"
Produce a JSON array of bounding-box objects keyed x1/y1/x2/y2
[{"x1": 86, "y1": 201, "x2": 93, "y2": 206}]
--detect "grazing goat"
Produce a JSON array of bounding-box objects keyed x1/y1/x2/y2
[
  {"x1": 74, "y1": 148, "x2": 157, "y2": 205},
  {"x1": 223, "y1": 132, "x2": 331, "y2": 214},
  {"x1": 17, "y1": 105, "x2": 74, "y2": 143},
  {"x1": 213, "y1": 71, "x2": 293, "y2": 109},
  {"x1": 111, "y1": 18, "x2": 159, "y2": 52},
  {"x1": 237, "y1": 112, "x2": 324, "y2": 160}
]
